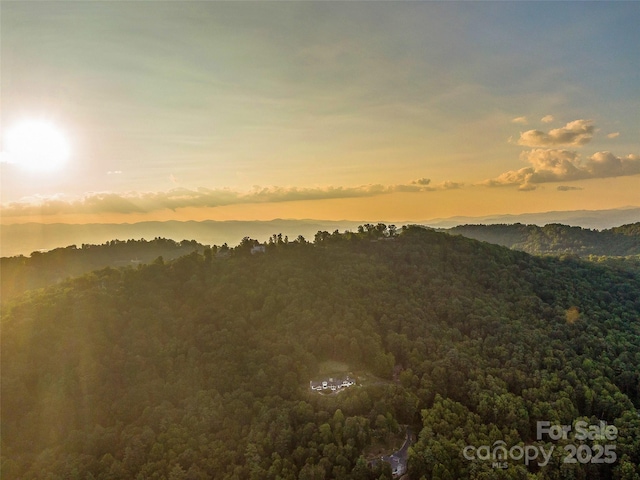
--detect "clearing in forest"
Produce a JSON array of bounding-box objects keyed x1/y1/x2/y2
[{"x1": 318, "y1": 360, "x2": 350, "y2": 376}]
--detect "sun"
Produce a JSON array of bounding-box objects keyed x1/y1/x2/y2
[{"x1": 3, "y1": 119, "x2": 71, "y2": 172}]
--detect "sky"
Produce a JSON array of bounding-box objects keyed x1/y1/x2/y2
[{"x1": 1, "y1": 1, "x2": 639, "y2": 225}]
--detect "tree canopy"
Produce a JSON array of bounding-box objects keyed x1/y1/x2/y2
[{"x1": 2, "y1": 225, "x2": 639, "y2": 479}]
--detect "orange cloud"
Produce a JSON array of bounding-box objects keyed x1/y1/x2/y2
[
  {"x1": 483, "y1": 150, "x2": 640, "y2": 190},
  {"x1": 517, "y1": 119, "x2": 594, "y2": 147},
  {"x1": 0, "y1": 178, "x2": 462, "y2": 217}
]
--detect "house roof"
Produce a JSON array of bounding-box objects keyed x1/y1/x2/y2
[{"x1": 309, "y1": 376, "x2": 355, "y2": 389}]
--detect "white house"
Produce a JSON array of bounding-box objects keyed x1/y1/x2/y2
[{"x1": 309, "y1": 376, "x2": 356, "y2": 392}]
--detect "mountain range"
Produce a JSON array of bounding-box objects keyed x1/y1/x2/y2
[{"x1": 2, "y1": 207, "x2": 639, "y2": 258}]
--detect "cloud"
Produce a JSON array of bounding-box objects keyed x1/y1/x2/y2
[
  {"x1": 585, "y1": 152, "x2": 640, "y2": 178},
  {"x1": 411, "y1": 177, "x2": 431, "y2": 185},
  {"x1": 523, "y1": 149, "x2": 586, "y2": 181},
  {"x1": 107, "y1": 170, "x2": 122, "y2": 175},
  {"x1": 438, "y1": 181, "x2": 463, "y2": 190},
  {"x1": 557, "y1": 185, "x2": 583, "y2": 191},
  {"x1": 517, "y1": 119, "x2": 594, "y2": 147},
  {"x1": 512, "y1": 116, "x2": 528, "y2": 124},
  {"x1": 541, "y1": 115, "x2": 554, "y2": 123},
  {"x1": 607, "y1": 132, "x2": 620, "y2": 139},
  {"x1": 0, "y1": 178, "x2": 461, "y2": 217},
  {"x1": 483, "y1": 149, "x2": 640, "y2": 190}
]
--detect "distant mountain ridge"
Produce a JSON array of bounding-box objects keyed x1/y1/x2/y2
[
  {"x1": 444, "y1": 222, "x2": 640, "y2": 257},
  {"x1": 422, "y1": 206, "x2": 640, "y2": 229},
  {"x1": 0, "y1": 219, "x2": 365, "y2": 258},
  {"x1": 1, "y1": 207, "x2": 638, "y2": 257},
  {"x1": 3, "y1": 220, "x2": 639, "y2": 305}
]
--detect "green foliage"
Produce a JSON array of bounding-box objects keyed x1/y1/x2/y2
[
  {"x1": 447, "y1": 222, "x2": 640, "y2": 257},
  {"x1": 2, "y1": 226, "x2": 640, "y2": 479},
  {"x1": 0, "y1": 238, "x2": 207, "y2": 303}
]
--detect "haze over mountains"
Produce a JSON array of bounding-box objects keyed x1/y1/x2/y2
[
  {"x1": 2, "y1": 207, "x2": 639, "y2": 258},
  {"x1": 3, "y1": 218, "x2": 639, "y2": 306},
  {"x1": 446, "y1": 223, "x2": 640, "y2": 257},
  {"x1": 423, "y1": 206, "x2": 640, "y2": 229}
]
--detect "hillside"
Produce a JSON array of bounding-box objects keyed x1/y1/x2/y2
[
  {"x1": 4, "y1": 222, "x2": 640, "y2": 305},
  {"x1": 1, "y1": 226, "x2": 640, "y2": 479},
  {"x1": 445, "y1": 222, "x2": 640, "y2": 257},
  {"x1": 0, "y1": 220, "x2": 366, "y2": 258},
  {"x1": 3, "y1": 207, "x2": 638, "y2": 258},
  {"x1": 0, "y1": 238, "x2": 206, "y2": 303}
]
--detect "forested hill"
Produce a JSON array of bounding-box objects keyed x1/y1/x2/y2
[
  {"x1": 4, "y1": 222, "x2": 640, "y2": 304},
  {"x1": 445, "y1": 222, "x2": 640, "y2": 257},
  {"x1": 0, "y1": 238, "x2": 206, "y2": 302},
  {"x1": 2, "y1": 225, "x2": 639, "y2": 479}
]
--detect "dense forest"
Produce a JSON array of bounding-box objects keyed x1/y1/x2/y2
[
  {"x1": 4, "y1": 222, "x2": 640, "y2": 305},
  {"x1": 445, "y1": 222, "x2": 640, "y2": 257},
  {"x1": 2, "y1": 225, "x2": 640, "y2": 479},
  {"x1": 0, "y1": 238, "x2": 206, "y2": 303}
]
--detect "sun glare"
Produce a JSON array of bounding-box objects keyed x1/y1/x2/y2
[{"x1": 3, "y1": 120, "x2": 71, "y2": 172}]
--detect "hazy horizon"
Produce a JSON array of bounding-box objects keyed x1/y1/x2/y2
[{"x1": 3, "y1": 206, "x2": 639, "y2": 258}]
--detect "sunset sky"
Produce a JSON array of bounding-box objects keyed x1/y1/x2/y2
[{"x1": 1, "y1": 1, "x2": 639, "y2": 224}]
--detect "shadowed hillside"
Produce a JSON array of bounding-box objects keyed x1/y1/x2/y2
[
  {"x1": 445, "y1": 222, "x2": 640, "y2": 257},
  {"x1": 1, "y1": 238, "x2": 206, "y2": 303},
  {"x1": 2, "y1": 225, "x2": 639, "y2": 479}
]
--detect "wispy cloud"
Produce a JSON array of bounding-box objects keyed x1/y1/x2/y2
[
  {"x1": 541, "y1": 115, "x2": 554, "y2": 123},
  {"x1": 483, "y1": 149, "x2": 640, "y2": 190},
  {"x1": 517, "y1": 119, "x2": 594, "y2": 147},
  {"x1": 439, "y1": 181, "x2": 463, "y2": 190},
  {"x1": 512, "y1": 116, "x2": 528, "y2": 125},
  {"x1": 0, "y1": 178, "x2": 461, "y2": 217},
  {"x1": 557, "y1": 185, "x2": 583, "y2": 191},
  {"x1": 607, "y1": 132, "x2": 620, "y2": 139}
]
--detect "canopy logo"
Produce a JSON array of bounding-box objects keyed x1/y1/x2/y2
[
  {"x1": 462, "y1": 420, "x2": 618, "y2": 469},
  {"x1": 463, "y1": 441, "x2": 553, "y2": 467}
]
